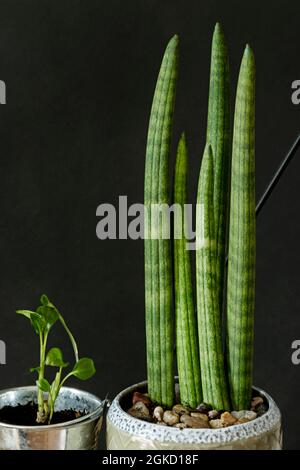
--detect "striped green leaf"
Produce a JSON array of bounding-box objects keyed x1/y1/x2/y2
[
  {"x1": 196, "y1": 143, "x2": 230, "y2": 410},
  {"x1": 226, "y1": 45, "x2": 256, "y2": 410},
  {"x1": 174, "y1": 133, "x2": 202, "y2": 408},
  {"x1": 144, "y1": 35, "x2": 179, "y2": 406},
  {"x1": 206, "y1": 22, "x2": 230, "y2": 312}
]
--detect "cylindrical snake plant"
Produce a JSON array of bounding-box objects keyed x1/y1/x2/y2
[
  {"x1": 144, "y1": 25, "x2": 256, "y2": 413},
  {"x1": 206, "y1": 23, "x2": 230, "y2": 312},
  {"x1": 196, "y1": 143, "x2": 230, "y2": 410},
  {"x1": 174, "y1": 133, "x2": 202, "y2": 408},
  {"x1": 144, "y1": 35, "x2": 179, "y2": 407},
  {"x1": 226, "y1": 45, "x2": 256, "y2": 410}
]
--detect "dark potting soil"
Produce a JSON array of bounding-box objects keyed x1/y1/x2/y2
[{"x1": 0, "y1": 402, "x2": 86, "y2": 426}]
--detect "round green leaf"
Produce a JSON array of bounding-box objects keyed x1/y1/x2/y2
[
  {"x1": 71, "y1": 358, "x2": 96, "y2": 380},
  {"x1": 46, "y1": 347, "x2": 68, "y2": 368},
  {"x1": 37, "y1": 305, "x2": 58, "y2": 331}
]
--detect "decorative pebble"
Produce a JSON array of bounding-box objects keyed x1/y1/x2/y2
[
  {"x1": 172, "y1": 404, "x2": 190, "y2": 416},
  {"x1": 251, "y1": 396, "x2": 264, "y2": 410},
  {"x1": 231, "y1": 410, "x2": 257, "y2": 421},
  {"x1": 132, "y1": 392, "x2": 151, "y2": 406},
  {"x1": 196, "y1": 402, "x2": 212, "y2": 414},
  {"x1": 156, "y1": 421, "x2": 167, "y2": 426},
  {"x1": 255, "y1": 403, "x2": 268, "y2": 416},
  {"x1": 153, "y1": 406, "x2": 164, "y2": 422},
  {"x1": 128, "y1": 401, "x2": 151, "y2": 420},
  {"x1": 244, "y1": 410, "x2": 257, "y2": 421},
  {"x1": 220, "y1": 411, "x2": 237, "y2": 427},
  {"x1": 209, "y1": 418, "x2": 223, "y2": 429},
  {"x1": 174, "y1": 422, "x2": 188, "y2": 429},
  {"x1": 163, "y1": 410, "x2": 179, "y2": 426},
  {"x1": 231, "y1": 411, "x2": 242, "y2": 420},
  {"x1": 208, "y1": 409, "x2": 220, "y2": 420},
  {"x1": 237, "y1": 417, "x2": 250, "y2": 424},
  {"x1": 180, "y1": 414, "x2": 210, "y2": 429},
  {"x1": 190, "y1": 412, "x2": 209, "y2": 422}
]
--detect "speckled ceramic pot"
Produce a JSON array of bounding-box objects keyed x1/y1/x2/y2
[{"x1": 106, "y1": 380, "x2": 282, "y2": 450}]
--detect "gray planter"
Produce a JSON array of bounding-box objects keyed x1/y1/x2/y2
[
  {"x1": 0, "y1": 386, "x2": 105, "y2": 450},
  {"x1": 107, "y1": 380, "x2": 282, "y2": 450}
]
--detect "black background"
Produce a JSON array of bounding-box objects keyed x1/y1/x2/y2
[{"x1": 0, "y1": 0, "x2": 299, "y2": 449}]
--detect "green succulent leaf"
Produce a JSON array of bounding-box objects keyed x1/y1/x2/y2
[
  {"x1": 29, "y1": 366, "x2": 41, "y2": 374},
  {"x1": 144, "y1": 34, "x2": 178, "y2": 407},
  {"x1": 36, "y1": 378, "x2": 51, "y2": 393},
  {"x1": 174, "y1": 133, "x2": 202, "y2": 408},
  {"x1": 45, "y1": 347, "x2": 69, "y2": 368},
  {"x1": 70, "y1": 358, "x2": 96, "y2": 380}
]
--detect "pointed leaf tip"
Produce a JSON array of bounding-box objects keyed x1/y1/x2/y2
[
  {"x1": 244, "y1": 43, "x2": 254, "y2": 57},
  {"x1": 214, "y1": 22, "x2": 222, "y2": 32},
  {"x1": 167, "y1": 34, "x2": 179, "y2": 50},
  {"x1": 213, "y1": 21, "x2": 225, "y2": 39}
]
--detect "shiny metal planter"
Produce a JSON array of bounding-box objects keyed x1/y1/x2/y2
[
  {"x1": 0, "y1": 386, "x2": 105, "y2": 450},
  {"x1": 107, "y1": 380, "x2": 282, "y2": 450}
]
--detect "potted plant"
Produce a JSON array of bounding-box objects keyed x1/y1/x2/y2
[
  {"x1": 107, "y1": 24, "x2": 282, "y2": 450},
  {"x1": 0, "y1": 295, "x2": 105, "y2": 450}
]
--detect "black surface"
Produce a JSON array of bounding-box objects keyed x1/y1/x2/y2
[{"x1": 0, "y1": 0, "x2": 299, "y2": 449}]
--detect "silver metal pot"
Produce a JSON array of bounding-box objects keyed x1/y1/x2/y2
[
  {"x1": 107, "y1": 380, "x2": 282, "y2": 450},
  {"x1": 0, "y1": 386, "x2": 105, "y2": 450}
]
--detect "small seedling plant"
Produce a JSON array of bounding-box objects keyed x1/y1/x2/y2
[{"x1": 17, "y1": 295, "x2": 96, "y2": 424}]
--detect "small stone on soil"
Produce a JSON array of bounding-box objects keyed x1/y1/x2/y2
[
  {"x1": 172, "y1": 404, "x2": 190, "y2": 416},
  {"x1": 132, "y1": 392, "x2": 151, "y2": 406},
  {"x1": 153, "y1": 406, "x2": 164, "y2": 422},
  {"x1": 209, "y1": 418, "x2": 223, "y2": 429},
  {"x1": 255, "y1": 403, "x2": 268, "y2": 416},
  {"x1": 208, "y1": 409, "x2": 220, "y2": 420},
  {"x1": 163, "y1": 410, "x2": 179, "y2": 426},
  {"x1": 237, "y1": 417, "x2": 250, "y2": 424},
  {"x1": 128, "y1": 401, "x2": 150, "y2": 420},
  {"x1": 220, "y1": 412, "x2": 237, "y2": 427},
  {"x1": 180, "y1": 414, "x2": 210, "y2": 429},
  {"x1": 251, "y1": 396, "x2": 264, "y2": 410},
  {"x1": 174, "y1": 422, "x2": 187, "y2": 429},
  {"x1": 190, "y1": 412, "x2": 209, "y2": 422},
  {"x1": 196, "y1": 402, "x2": 212, "y2": 414},
  {"x1": 231, "y1": 410, "x2": 257, "y2": 421}
]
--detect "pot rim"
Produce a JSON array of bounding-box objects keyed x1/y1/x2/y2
[
  {"x1": 107, "y1": 380, "x2": 281, "y2": 445},
  {"x1": 0, "y1": 386, "x2": 105, "y2": 430}
]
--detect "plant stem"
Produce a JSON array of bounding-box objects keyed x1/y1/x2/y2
[
  {"x1": 174, "y1": 133, "x2": 202, "y2": 407},
  {"x1": 37, "y1": 331, "x2": 48, "y2": 423},
  {"x1": 48, "y1": 367, "x2": 62, "y2": 424},
  {"x1": 226, "y1": 45, "x2": 256, "y2": 410}
]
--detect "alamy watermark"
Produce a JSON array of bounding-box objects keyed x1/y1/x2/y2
[
  {"x1": 291, "y1": 80, "x2": 300, "y2": 105},
  {"x1": 291, "y1": 340, "x2": 300, "y2": 365},
  {"x1": 0, "y1": 340, "x2": 6, "y2": 365},
  {"x1": 96, "y1": 196, "x2": 209, "y2": 250},
  {"x1": 0, "y1": 80, "x2": 6, "y2": 104}
]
